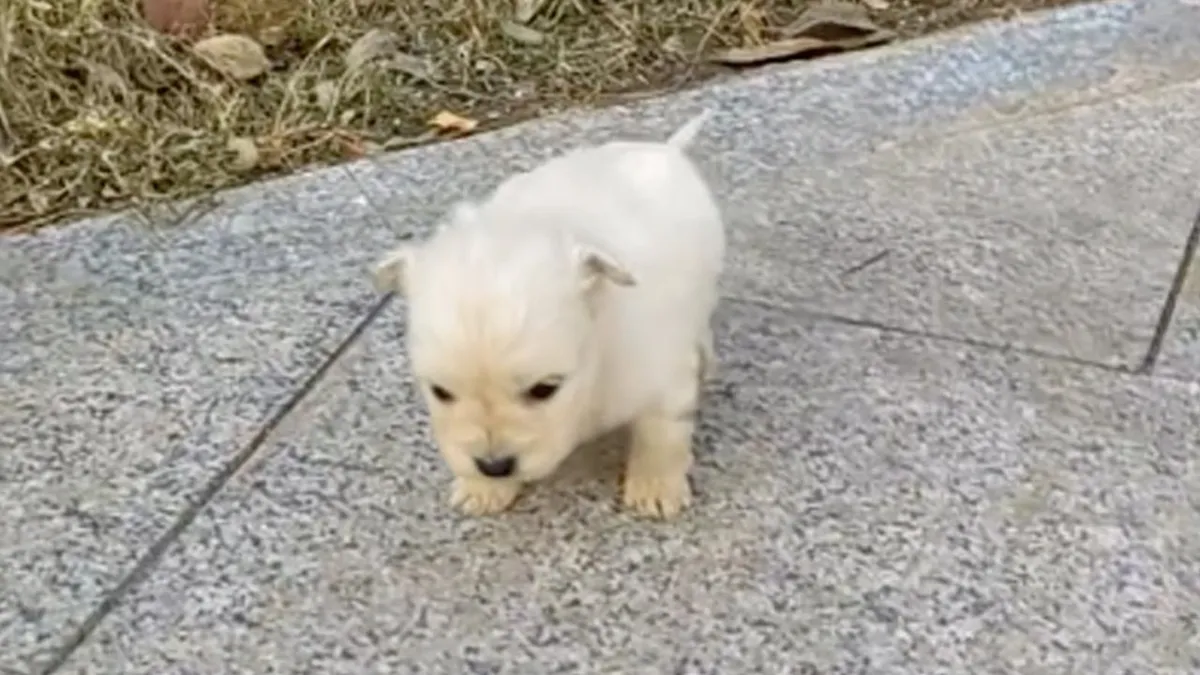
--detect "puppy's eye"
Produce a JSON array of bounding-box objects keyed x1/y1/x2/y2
[
  {"x1": 524, "y1": 380, "x2": 561, "y2": 403},
  {"x1": 429, "y1": 384, "x2": 456, "y2": 403}
]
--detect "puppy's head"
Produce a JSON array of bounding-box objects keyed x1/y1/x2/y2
[{"x1": 373, "y1": 202, "x2": 635, "y2": 483}]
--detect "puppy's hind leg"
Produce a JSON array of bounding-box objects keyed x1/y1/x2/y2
[
  {"x1": 623, "y1": 413, "x2": 695, "y2": 519},
  {"x1": 622, "y1": 352, "x2": 703, "y2": 519}
]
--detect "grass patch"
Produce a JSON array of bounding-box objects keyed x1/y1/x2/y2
[{"x1": 1, "y1": 0, "x2": 1080, "y2": 232}]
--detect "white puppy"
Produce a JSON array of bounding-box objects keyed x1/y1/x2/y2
[{"x1": 372, "y1": 111, "x2": 725, "y2": 519}]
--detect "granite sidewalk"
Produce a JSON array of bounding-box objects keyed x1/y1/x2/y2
[{"x1": 3, "y1": 0, "x2": 1200, "y2": 672}]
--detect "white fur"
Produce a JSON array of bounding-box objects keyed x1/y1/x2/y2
[{"x1": 373, "y1": 111, "x2": 724, "y2": 518}]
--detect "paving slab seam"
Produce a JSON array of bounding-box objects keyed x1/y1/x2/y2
[
  {"x1": 31, "y1": 296, "x2": 394, "y2": 675},
  {"x1": 1138, "y1": 204, "x2": 1200, "y2": 374},
  {"x1": 726, "y1": 293, "x2": 1138, "y2": 375}
]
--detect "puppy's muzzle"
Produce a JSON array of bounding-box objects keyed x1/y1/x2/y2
[{"x1": 474, "y1": 455, "x2": 517, "y2": 478}]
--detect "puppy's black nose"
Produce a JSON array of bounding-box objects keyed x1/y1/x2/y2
[{"x1": 474, "y1": 456, "x2": 516, "y2": 478}]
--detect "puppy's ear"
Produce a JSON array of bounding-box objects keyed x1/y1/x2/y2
[
  {"x1": 574, "y1": 243, "x2": 636, "y2": 291},
  {"x1": 372, "y1": 245, "x2": 417, "y2": 295}
]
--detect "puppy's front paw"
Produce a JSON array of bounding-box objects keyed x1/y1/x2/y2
[
  {"x1": 450, "y1": 477, "x2": 521, "y2": 516},
  {"x1": 622, "y1": 470, "x2": 692, "y2": 519}
]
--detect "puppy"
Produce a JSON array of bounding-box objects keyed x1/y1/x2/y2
[{"x1": 372, "y1": 111, "x2": 725, "y2": 519}]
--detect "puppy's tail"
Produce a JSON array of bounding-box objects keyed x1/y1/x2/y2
[{"x1": 666, "y1": 109, "x2": 712, "y2": 150}]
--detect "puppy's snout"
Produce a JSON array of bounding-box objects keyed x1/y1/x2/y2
[{"x1": 474, "y1": 455, "x2": 517, "y2": 478}]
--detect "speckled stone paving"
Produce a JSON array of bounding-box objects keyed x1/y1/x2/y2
[
  {"x1": 54, "y1": 300, "x2": 1200, "y2": 675},
  {"x1": 0, "y1": 174, "x2": 400, "y2": 671},
  {"x1": 3, "y1": 0, "x2": 1199, "y2": 673}
]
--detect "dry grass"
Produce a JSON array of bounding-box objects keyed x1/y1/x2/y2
[{"x1": 1, "y1": 0, "x2": 1079, "y2": 233}]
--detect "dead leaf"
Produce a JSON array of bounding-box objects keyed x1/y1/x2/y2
[
  {"x1": 514, "y1": 0, "x2": 548, "y2": 23},
  {"x1": 709, "y1": 1, "x2": 894, "y2": 66},
  {"x1": 345, "y1": 28, "x2": 400, "y2": 73},
  {"x1": 344, "y1": 29, "x2": 434, "y2": 80},
  {"x1": 781, "y1": 1, "x2": 889, "y2": 39},
  {"x1": 192, "y1": 34, "x2": 271, "y2": 80},
  {"x1": 428, "y1": 110, "x2": 478, "y2": 135},
  {"x1": 389, "y1": 53, "x2": 435, "y2": 81},
  {"x1": 226, "y1": 137, "x2": 259, "y2": 172},
  {"x1": 338, "y1": 135, "x2": 371, "y2": 159},
  {"x1": 512, "y1": 81, "x2": 537, "y2": 100},
  {"x1": 259, "y1": 25, "x2": 287, "y2": 47},
  {"x1": 141, "y1": 0, "x2": 211, "y2": 38},
  {"x1": 313, "y1": 80, "x2": 339, "y2": 112},
  {"x1": 500, "y1": 20, "x2": 546, "y2": 45},
  {"x1": 84, "y1": 62, "x2": 130, "y2": 98}
]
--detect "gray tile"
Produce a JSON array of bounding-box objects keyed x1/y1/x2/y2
[
  {"x1": 61, "y1": 299, "x2": 1200, "y2": 675},
  {"x1": 1118, "y1": 0, "x2": 1200, "y2": 84},
  {"x1": 721, "y1": 82, "x2": 1200, "y2": 368},
  {"x1": 0, "y1": 167, "x2": 394, "y2": 670}
]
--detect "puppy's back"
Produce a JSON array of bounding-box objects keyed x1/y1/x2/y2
[{"x1": 487, "y1": 136, "x2": 724, "y2": 288}]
